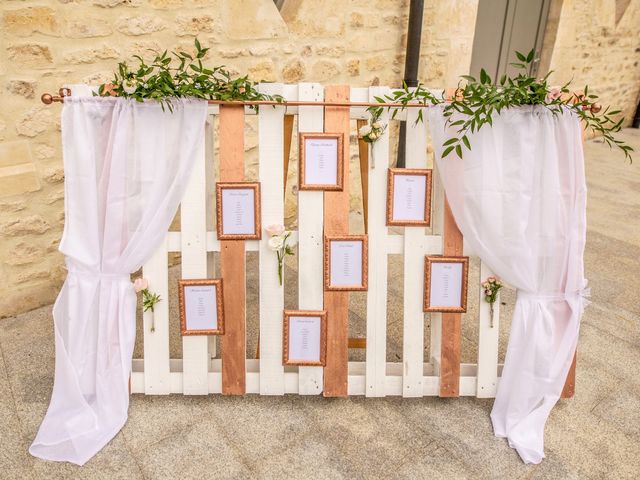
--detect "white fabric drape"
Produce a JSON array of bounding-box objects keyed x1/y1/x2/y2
[
  {"x1": 429, "y1": 105, "x2": 588, "y2": 464},
  {"x1": 30, "y1": 96, "x2": 208, "y2": 465}
]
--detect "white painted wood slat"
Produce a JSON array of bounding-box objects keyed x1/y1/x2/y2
[
  {"x1": 297, "y1": 83, "x2": 325, "y2": 395},
  {"x1": 364, "y1": 86, "x2": 391, "y2": 397},
  {"x1": 142, "y1": 237, "x2": 170, "y2": 394},
  {"x1": 476, "y1": 261, "x2": 500, "y2": 397},
  {"x1": 402, "y1": 105, "x2": 428, "y2": 397},
  {"x1": 180, "y1": 135, "x2": 209, "y2": 395},
  {"x1": 258, "y1": 83, "x2": 286, "y2": 395}
]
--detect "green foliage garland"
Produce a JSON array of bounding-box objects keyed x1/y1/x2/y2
[{"x1": 366, "y1": 49, "x2": 633, "y2": 162}]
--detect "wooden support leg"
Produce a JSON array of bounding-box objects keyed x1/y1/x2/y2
[
  {"x1": 219, "y1": 105, "x2": 247, "y2": 395},
  {"x1": 561, "y1": 352, "x2": 576, "y2": 398},
  {"x1": 356, "y1": 119, "x2": 369, "y2": 233},
  {"x1": 323, "y1": 85, "x2": 351, "y2": 398},
  {"x1": 440, "y1": 198, "x2": 462, "y2": 397}
]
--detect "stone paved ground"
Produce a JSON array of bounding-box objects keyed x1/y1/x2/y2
[{"x1": 1, "y1": 129, "x2": 639, "y2": 479}]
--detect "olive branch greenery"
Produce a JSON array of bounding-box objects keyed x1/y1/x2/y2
[
  {"x1": 366, "y1": 49, "x2": 633, "y2": 162},
  {"x1": 97, "y1": 38, "x2": 282, "y2": 111}
]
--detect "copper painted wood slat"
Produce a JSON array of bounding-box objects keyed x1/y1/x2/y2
[
  {"x1": 356, "y1": 119, "x2": 369, "y2": 234},
  {"x1": 440, "y1": 197, "x2": 463, "y2": 397},
  {"x1": 219, "y1": 104, "x2": 247, "y2": 395},
  {"x1": 323, "y1": 85, "x2": 351, "y2": 397},
  {"x1": 348, "y1": 337, "x2": 367, "y2": 349},
  {"x1": 283, "y1": 114, "x2": 295, "y2": 197}
]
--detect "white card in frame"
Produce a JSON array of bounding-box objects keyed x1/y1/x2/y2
[{"x1": 423, "y1": 256, "x2": 469, "y2": 313}]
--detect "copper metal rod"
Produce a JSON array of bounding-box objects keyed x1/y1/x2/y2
[{"x1": 40, "y1": 89, "x2": 444, "y2": 108}]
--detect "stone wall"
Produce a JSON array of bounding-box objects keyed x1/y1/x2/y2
[
  {"x1": 0, "y1": 0, "x2": 638, "y2": 317},
  {"x1": 546, "y1": 0, "x2": 640, "y2": 126},
  {"x1": 0, "y1": 0, "x2": 477, "y2": 317}
]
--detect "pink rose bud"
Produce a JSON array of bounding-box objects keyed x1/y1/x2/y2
[
  {"x1": 590, "y1": 103, "x2": 602, "y2": 113},
  {"x1": 134, "y1": 278, "x2": 148, "y2": 292},
  {"x1": 546, "y1": 87, "x2": 562, "y2": 102},
  {"x1": 265, "y1": 224, "x2": 285, "y2": 236}
]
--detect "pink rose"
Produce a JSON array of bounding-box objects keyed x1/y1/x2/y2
[
  {"x1": 265, "y1": 224, "x2": 285, "y2": 236},
  {"x1": 546, "y1": 86, "x2": 562, "y2": 102},
  {"x1": 134, "y1": 278, "x2": 148, "y2": 292}
]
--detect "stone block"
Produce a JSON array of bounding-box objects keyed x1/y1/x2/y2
[
  {"x1": 175, "y1": 15, "x2": 216, "y2": 36},
  {"x1": 2, "y1": 7, "x2": 59, "y2": 37},
  {"x1": 6, "y1": 80, "x2": 37, "y2": 99},
  {"x1": 248, "y1": 61, "x2": 276, "y2": 81},
  {"x1": 63, "y1": 45, "x2": 119, "y2": 64},
  {"x1": 4, "y1": 242, "x2": 45, "y2": 267},
  {"x1": 7, "y1": 44, "x2": 53, "y2": 66},
  {"x1": 116, "y1": 15, "x2": 166, "y2": 35},
  {"x1": 0, "y1": 215, "x2": 51, "y2": 236},
  {"x1": 311, "y1": 60, "x2": 340, "y2": 81},
  {"x1": 15, "y1": 107, "x2": 54, "y2": 138},
  {"x1": 282, "y1": 60, "x2": 305, "y2": 83},
  {"x1": 65, "y1": 17, "x2": 112, "y2": 38}
]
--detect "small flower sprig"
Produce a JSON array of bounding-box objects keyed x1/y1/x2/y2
[
  {"x1": 134, "y1": 278, "x2": 162, "y2": 332},
  {"x1": 482, "y1": 276, "x2": 503, "y2": 328},
  {"x1": 266, "y1": 224, "x2": 296, "y2": 286},
  {"x1": 358, "y1": 109, "x2": 387, "y2": 143}
]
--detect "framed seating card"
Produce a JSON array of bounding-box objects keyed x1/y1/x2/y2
[
  {"x1": 299, "y1": 132, "x2": 344, "y2": 191},
  {"x1": 386, "y1": 168, "x2": 432, "y2": 226},
  {"x1": 215, "y1": 182, "x2": 261, "y2": 240},
  {"x1": 423, "y1": 256, "x2": 469, "y2": 313},
  {"x1": 283, "y1": 310, "x2": 327, "y2": 366},
  {"x1": 178, "y1": 279, "x2": 225, "y2": 335},
  {"x1": 324, "y1": 235, "x2": 368, "y2": 291}
]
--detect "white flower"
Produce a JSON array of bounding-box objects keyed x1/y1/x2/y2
[
  {"x1": 482, "y1": 282, "x2": 490, "y2": 289},
  {"x1": 123, "y1": 80, "x2": 137, "y2": 95},
  {"x1": 268, "y1": 235, "x2": 284, "y2": 251},
  {"x1": 265, "y1": 224, "x2": 285, "y2": 236},
  {"x1": 369, "y1": 132, "x2": 378, "y2": 140},
  {"x1": 359, "y1": 125, "x2": 372, "y2": 137},
  {"x1": 372, "y1": 121, "x2": 382, "y2": 129},
  {"x1": 485, "y1": 289, "x2": 492, "y2": 296}
]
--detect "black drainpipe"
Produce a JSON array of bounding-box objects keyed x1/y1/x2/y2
[
  {"x1": 633, "y1": 95, "x2": 640, "y2": 128},
  {"x1": 397, "y1": 0, "x2": 425, "y2": 168}
]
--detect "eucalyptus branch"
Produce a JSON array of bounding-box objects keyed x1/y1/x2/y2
[
  {"x1": 97, "y1": 38, "x2": 282, "y2": 111},
  {"x1": 366, "y1": 49, "x2": 633, "y2": 162}
]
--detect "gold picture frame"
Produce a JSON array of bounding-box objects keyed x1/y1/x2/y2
[
  {"x1": 386, "y1": 168, "x2": 433, "y2": 226},
  {"x1": 299, "y1": 132, "x2": 344, "y2": 191},
  {"x1": 323, "y1": 235, "x2": 368, "y2": 291},
  {"x1": 423, "y1": 256, "x2": 469, "y2": 313},
  {"x1": 215, "y1": 182, "x2": 261, "y2": 240},
  {"x1": 178, "y1": 279, "x2": 225, "y2": 336},
  {"x1": 283, "y1": 310, "x2": 328, "y2": 366}
]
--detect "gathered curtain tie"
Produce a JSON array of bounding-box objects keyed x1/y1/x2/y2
[
  {"x1": 517, "y1": 287, "x2": 591, "y2": 304},
  {"x1": 66, "y1": 266, "x2": 130, "y2": 281}
]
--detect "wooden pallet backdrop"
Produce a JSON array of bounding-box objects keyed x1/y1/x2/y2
[{"x1": 130, "y1": 83, "x2": 575, "y2": 399}]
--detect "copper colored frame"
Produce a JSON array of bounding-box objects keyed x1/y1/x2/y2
[
  {"x1": 386, "y1": 168, "x2": 433, "y2": 226},
  {"x1": 282, "y1": 310, "x2": 328, "y2": 366},
  {"x1": 178, "y1": 279, "x2": 225, "y2": 336},
  {"x1": 423, "y1": 256, "x2": 469, "y2": 313},
  {"x1": 298, "y1": 132, "x2": 345, "y2": 191},
  {"x1": 323, "y1": 235, "x2": 369, "y2": 291},
  {"x1": 215, "y1": 182, "x2": 262, "y2": 240}
]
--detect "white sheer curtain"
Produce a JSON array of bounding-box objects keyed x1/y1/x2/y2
[
  {"x1": 30, "y1": 95, "x2": 208, "y2": 465},
  {"x1": 429, "y1": 105, "x2": 588, "y2": 464}
]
